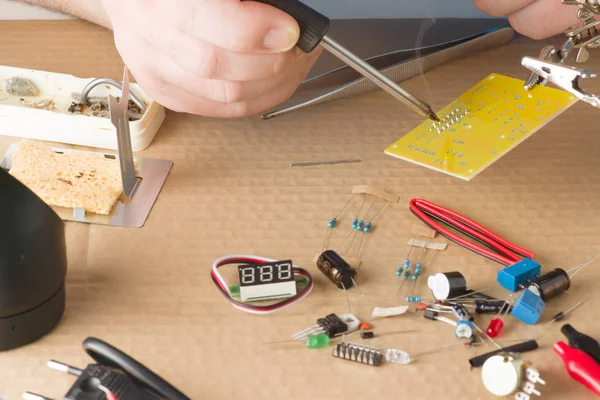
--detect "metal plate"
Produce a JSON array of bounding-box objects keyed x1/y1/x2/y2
[{"x1": 1, "y1": 143, "x2": 172, "y2": 228}]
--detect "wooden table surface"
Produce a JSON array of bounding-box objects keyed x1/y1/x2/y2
[{"x1": 1, "y1": 20, "x2": 600, "y2": 400}]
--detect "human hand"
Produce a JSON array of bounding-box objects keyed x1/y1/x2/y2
[
  {"x1": 100, "y1": 0, "x2": 322, "y2": 118},
  {"x1": 473, "y1": 0, "x2": 594, "y2": 40}
]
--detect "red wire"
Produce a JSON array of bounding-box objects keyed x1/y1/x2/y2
[
  {"x1": 417, "y1": 199, "x2": 534, "y2": 259},
  {"x1": 416, "y1": 201, "x2": 521, "y2": 264},
  {"x1": 409, "y1": 198, "x2": 534, "y2": 266},
  {"x1": 106, "y1": 393, "x2": 118, "y2": 400}
]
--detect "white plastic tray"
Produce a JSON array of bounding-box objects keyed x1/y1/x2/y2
[{"x1": 0, "y1": 65, "x2": 165, "y2": 152}]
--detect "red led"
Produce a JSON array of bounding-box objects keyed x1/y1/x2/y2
[{"x1": 486, "y1": 317, "x2": 504, "y2": 338}]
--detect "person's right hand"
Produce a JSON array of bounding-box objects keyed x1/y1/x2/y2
[
  {"x1": 100, "y1": 0, "x2": 322, "y2": 118},
  {"x1": 473, "y1": 0, "x2": 588, "y2": 40}
]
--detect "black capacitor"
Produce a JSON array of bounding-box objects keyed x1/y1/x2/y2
[
  {"x1": 451, "y1": 304, "x2": 474, "y2": 321},
  {"x1": 526, "y1": 268, "x2": 570, "y2": 301},
  {"x1": 475, "y1": 300, "x2": 514, "y2": 314},
  {"x1": 317, "y1": 250, "x2": 357, "y2": 289}
]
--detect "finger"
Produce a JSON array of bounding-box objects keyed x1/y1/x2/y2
[
  {"x1": 138, "y1": 58, "x2": 315, "y2": 118},
  {"x1": 472, "y1": 0, "x2": 535, "y2": 17},
  {"x1": 145, "y1": 26, "x2": 308, "y2": 81},
  {"x1": 509, "y1": 0, "x2": 581, "y2": 40},
  {"x1": 154, "y1": 0, "x2": 301, "y2": 53},
  {"x1": 116, "y1": 33, "x2": 320, "y2": 117},
  {"x1": 131, "y1": 32, "x2": 320, "y2": 104}
]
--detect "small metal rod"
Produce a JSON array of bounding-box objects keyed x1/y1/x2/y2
[
  {"x1": 290, "y1": 159, "x2": 361, "y2": 167},
  {"x1": 320, "y1": 36, "x2": 439, "y2": 122},
  {"x1": 47, "y1": 359, "x2": 83, "y2": 376}
]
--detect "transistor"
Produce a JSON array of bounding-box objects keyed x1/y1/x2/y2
[
  {"x1": 332, "y1": 342, "x2": 383, "y2": 367},
  {"x1": 292, "y1": 313, "x2": 360, "y2": 340},
  {"x1": 316, "y1": 250, "x2": 357, "y2": 289}
]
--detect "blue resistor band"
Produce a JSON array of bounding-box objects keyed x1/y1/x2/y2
[
  {"x1": 328, "y1": 218, "x2": 337, "y2": 228},
  {"x1": 352, "y1": 218, "x2": 358, "y2": 229},
  {"x1": 405, "y1": 296, "x2": 421, "y2": 303},
  {"x1": 414, "y1": 263, "x2": 422, "y2": 275},
  {"x1": 363, "y1": 222, "x2": 372, "y2": 233}
]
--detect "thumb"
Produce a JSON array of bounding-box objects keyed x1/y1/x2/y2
[{"x1": 177, "y1": 0, "x2": 301, "y2": 53}]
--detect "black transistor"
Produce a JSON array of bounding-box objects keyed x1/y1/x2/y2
[{"x1": 292, "y1": 312, "x2": 360, "y2": 340}]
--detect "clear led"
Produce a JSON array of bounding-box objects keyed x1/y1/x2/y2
[{"x1": 385, "y1": 348, "x2": 411, "y2": 365}]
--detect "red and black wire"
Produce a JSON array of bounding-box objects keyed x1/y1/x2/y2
[{"x1": 409, "y1": 198, "x2": 534, "y2": 266}]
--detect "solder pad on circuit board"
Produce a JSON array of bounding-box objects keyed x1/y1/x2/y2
[{"x1": 384, "y1": 74, "x2": 578, "y2": 180}]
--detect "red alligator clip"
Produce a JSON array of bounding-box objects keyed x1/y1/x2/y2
[{"x1": 554, "y1": 341, "x2": 600, "y2": 396}]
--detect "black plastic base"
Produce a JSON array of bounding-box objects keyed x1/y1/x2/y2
[{"x1": 0, "y1": 285, "x2": 65, "y2": 351}]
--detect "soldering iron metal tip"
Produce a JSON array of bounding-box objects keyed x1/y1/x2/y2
[{"x1": 428, "y1": 110, "x2": 441, "y2": 123}]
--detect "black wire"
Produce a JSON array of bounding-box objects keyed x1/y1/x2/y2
[
  {"x1": 211, "y1": 261, "x2": 313, "y2": 311},
  {"x1": 419, "y1": 209, "x2": 515, "y2": 259},
  {"x1": 82, "y1": 337, "x2": 190, "y2": 400}
]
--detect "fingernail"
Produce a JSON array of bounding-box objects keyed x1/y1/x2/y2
[{"x1": 264, "y1": 26, "x2": 297, "y2": 51}]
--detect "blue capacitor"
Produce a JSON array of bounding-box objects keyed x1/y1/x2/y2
[{"x1": 328, "y1": 218, "x2": 337, "y2": 228}]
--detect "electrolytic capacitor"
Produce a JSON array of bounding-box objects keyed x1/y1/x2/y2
[
  {"x1": 451, "y1": 304, "x2": 473, "y2": 321},
  {"x1": 526, "y1": 268, "x2": 570, "y2": 301}
]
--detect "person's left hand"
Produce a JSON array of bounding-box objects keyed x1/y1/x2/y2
[{"x1": 473, "y1": 0, "x2": 591, "y2": 40}]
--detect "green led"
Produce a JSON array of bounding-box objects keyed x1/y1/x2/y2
[{"x1": 306, "y1": 333, "x2": 329, "y2": 349}]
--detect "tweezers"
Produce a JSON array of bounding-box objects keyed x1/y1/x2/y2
[{"x1": 261, "y1": 27, "x2": 515, "y2": 119}]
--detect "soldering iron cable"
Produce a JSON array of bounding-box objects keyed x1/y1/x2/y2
[
  {"x1": 211, "y1": 255, "x2": 314, "y2": 315},
  {"x1": 409, "y1": 199, "x2": 534, "y2": 266}
]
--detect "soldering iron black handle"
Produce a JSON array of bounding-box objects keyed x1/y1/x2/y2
[{"x1": 252, "y1": 0, "x2": 330, "y2": 52}]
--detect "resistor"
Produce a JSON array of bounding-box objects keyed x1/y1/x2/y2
[
  {"x1": 363, "y1": 222, "x2": 372, "y2": 232},
  {"x1": 328, "y1": 218, "x2": 337, "y2": 228},
  {"x1": 405, "y1": 296, "x2": 421, "y2": 303},
  {"x1": 396, "y1": 267, "x2": 403, "y2": 277},
  {"x1": 356, "y1": 220, "x2": 365, "y2": 231},
  {"x1": 403, "y1": 270, "x2": 411, "y2": 280},
  {"x1": 352, "y1": 218, "x2": 358, "y2": 229},
  {"x1": 412, "y1": 263, "x2": 423, "y2": 281}
]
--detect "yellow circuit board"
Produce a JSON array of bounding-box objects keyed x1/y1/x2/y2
[{"x1": 384, "y1": 73, "x2": 578, "y2": 180}]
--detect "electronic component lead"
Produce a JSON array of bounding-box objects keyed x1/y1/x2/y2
[{"x1": 332, "y1": 342, "x2": 383, "y2": 366}]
